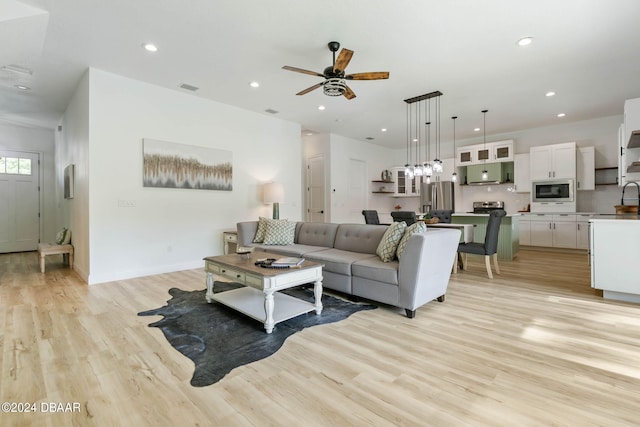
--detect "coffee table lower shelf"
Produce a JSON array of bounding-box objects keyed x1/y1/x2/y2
[{"x1": 212, "y1": 287, "x2": 316, "y2": 326}]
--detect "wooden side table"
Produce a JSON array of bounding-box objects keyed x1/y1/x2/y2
[{"x1": 223, "y1": 230, "x2": 238, "y2": 255}]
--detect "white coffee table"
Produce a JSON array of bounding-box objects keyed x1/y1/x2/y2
[{"x1": 203, "y1": 251, "x2": 323, "y2": 333}]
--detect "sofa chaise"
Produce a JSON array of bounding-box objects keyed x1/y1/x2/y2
[{"x1": 236, "y1": 220, "x2": 460, "y2": 318}]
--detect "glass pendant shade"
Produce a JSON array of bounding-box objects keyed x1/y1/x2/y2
[
  {"x1": 433, "y1": 159, "x2": 443, "y2": 173},
  {"x1": 414, "y1": 164, "x2": 423, "y2": 176},
  {"x1": 482, "y1": 170, "x2": 489, "y2": 180},
  {"x1": 423, "y1": 162, "x2": 433, "y2": 176},
  {"x1": 404, "y1": 164, "x2": 411, "y2": 175},
  {"x1": 451, "y1": 172, "x2": 457, "y2": 182},
  {"x1": 425, "y1": 175, "x2": 431, "y2": 184}
]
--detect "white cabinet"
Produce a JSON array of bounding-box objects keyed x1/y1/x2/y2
[
  {"x1": 528, "y1": 213, "x2": 577, "y2": 248},
  {"x1": 530, "y1": 142, "x2": 576, "y2": 180},
  {"x1": 393, "y1": 167, "x2": 420, "y2": 196},
  {"x1": 590, "y1": 219, "x2": 640, "y2": 302},
  {"x1": 577, "y1": 146, "x2": 595, "y2": 190},
  {"x1": 456, "y1": 147, "x2": 474, "y2": 165},
  {"x1": 576, "y1": 214, "x2": 593, "y2": 250},
  {"x1": 514, "y1": 153, "x2": 530, "y2": 193},
  {"x1": 456, "y1": 140, "x2": 514, "y2": 166},
  {"x1": 492, "y1": 141, "x2": 514, "y2": 162},
  {"x1": 619, "y1": 123, "x2": 627, "y2": 186}
]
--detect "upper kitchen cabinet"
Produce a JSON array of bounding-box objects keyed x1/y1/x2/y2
[
  {"x1": 576, "y1": 146, "x2": 595, "y2": 190},
  {"x1": 392, "y1": 167, "x2": 420, "y2": 197},
  {"x1": 529, "y1": 141, "x2": 576, "y2": 180},
  {"x1": 456, "y1": 140, "x2": 513, "y2": 166},
  {"x1": 456, "y1": 146, "x2": 475, "y2": 165},
  {"x1": 491, "y1": 140, "x2": 514, "y2": 162}
]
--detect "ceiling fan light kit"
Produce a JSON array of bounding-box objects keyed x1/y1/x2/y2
[{"x1": 282, "y1": 41, "x2": 389, "y2": 100}]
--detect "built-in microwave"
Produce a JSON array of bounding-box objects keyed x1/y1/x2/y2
[{"x1": 532, "y1": 179, "x2": 574, "y2": 202}]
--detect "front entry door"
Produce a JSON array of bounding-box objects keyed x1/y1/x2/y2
[{"x1": 0, "y1": 150, "x2": 40, "y2": 253}]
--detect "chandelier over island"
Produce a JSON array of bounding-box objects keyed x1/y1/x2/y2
[{"x1": 403, "y1": 90, "x2": 444, "y2": 183}]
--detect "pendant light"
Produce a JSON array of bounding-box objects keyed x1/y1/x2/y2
[
  {"x1": 451, "y1": 116, "x2": 458, "y2": 182},
  {"x1": 433, "y1": 94, "x2": 443, "y2": 173},
  {"x1": 403, "y1": 91, "x2": 443, "y2": 181},
  {"x1": 423, "y1": 121, "x2": 433, "y2": 177},
  {"x1": 404, "y1": 103, "x2": 413, "y2": 179},
  {"x1": 414, "y1": 103, "x2": 423, "y2": 176},
  {"x1": 481, "y1": 109, "x2": 488, "y2": 180}
]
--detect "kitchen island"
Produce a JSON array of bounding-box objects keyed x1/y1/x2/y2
[
  {"x1": 451, "y1": 213, "x2": 520, "y2": 260},
  {"x1": 590, "y1": 216, "x2": 640, "y2": 303}
]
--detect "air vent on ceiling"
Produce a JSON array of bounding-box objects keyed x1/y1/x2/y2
[
  {"x1": 179, "y1": 83, "x2": 199, "y2": 91},
  {"x1": 1, "y1": 64, "x2": 33, "y2": 75},
  {"x1": 264, "y1": 108, "x2": 279, "y2": 114}
]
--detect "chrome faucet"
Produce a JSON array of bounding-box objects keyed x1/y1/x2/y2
[{"x1": 621, "y1": 181, "x2": 640, "y2": 207}]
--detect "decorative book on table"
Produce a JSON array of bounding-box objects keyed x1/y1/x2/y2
[{"x1": 272, "y1": 257, "x2": 305, "y2": 267}]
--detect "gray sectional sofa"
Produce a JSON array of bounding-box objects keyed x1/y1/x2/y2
[{"x1": 236, "y1": 221, "x2": 461, "y2": 318}]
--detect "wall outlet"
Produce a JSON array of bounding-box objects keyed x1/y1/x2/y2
[{"x1": 117, "y1": 200, "x2": 136, "y2": 208}]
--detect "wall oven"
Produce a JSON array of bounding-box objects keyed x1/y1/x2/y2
[{"x1": 532, "y1": 179, "x2": 574, "y2": 203}]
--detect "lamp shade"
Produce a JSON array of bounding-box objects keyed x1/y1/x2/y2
[{"x1": 263, "y1": 182, "x2": 284, "y2": 204}]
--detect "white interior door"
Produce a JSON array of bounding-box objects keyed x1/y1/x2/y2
[
  {"x1": 306, "y1": 155, "x2": 326, "y2": 222},
  {"x1": 0, "y1": 150, "x2": 40, "y2": 253},
  {"x1": 347, "y1": 158, "x2": 366, "y2": 223}
]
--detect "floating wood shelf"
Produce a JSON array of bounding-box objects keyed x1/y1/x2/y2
[
  {"x1": 372, "y1": 191, "x2": 394, "y2": 194},
  {"x1": 626, "y1": 162, "x2": 640, "y2": 173},
  {"x1": 627, "y1": 130, "x2": 640, "y2": 148},
  {"x1": 371, "y1": 180, "x2": 394, "y2": 183}
]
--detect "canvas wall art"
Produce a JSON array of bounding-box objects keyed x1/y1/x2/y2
[{"x1": 142, "y1": 139, "x2": 232, "y2": 191}]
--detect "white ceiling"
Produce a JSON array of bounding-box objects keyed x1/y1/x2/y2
[{"x1": 2, "y1": 0, "x2": 640, "y2": 148}]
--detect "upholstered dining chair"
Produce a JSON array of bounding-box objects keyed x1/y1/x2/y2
[
  {"x1": 430, "y1": 209, "x2": 453, "y2": 223},
  {"x1": 390, "y1": 211, "x2": 417, "y2": 226},
  {"x1": 362, "y1": 210, "x2": 381, "y2": 224},
  {"x1": 457, "y1": 209, "x2": 506, "y2": 279}
]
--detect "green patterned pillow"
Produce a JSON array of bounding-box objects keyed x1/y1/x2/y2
[
  {"x1": 263, "y1": 220, "x2": 296, "y2": 245},
  {"x1": 376, "y1": 221, "x2": 407, "y2": 262},
  {"x1": 396, "y1": 222, "x2": 427, "y2": 260},
  {"x1": 253, "y1": 217, "x2": 270, "y2": 243},
  {"x1": 55, "y1": 227, "x2": 68, "y2": 245}
]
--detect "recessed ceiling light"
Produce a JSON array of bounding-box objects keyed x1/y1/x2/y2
[
  {"x1": 318, "y1": 105, "x2": 326, "y2": 111},
  {"x1": 381, "y1": 128, "x2": 387, "y2": 132},
  {"x1": 15, "y1": 84, "x2": 30, "y2": 90},
  {"x1": 142, "y1": 43, "x2": 158, "y2": 52},
  {"x1": 557, "y1": 113, "x2": 566, "y2": 117},
  {"x1": 517, "y1": 37, "x2": 533, "y2": 46},
  {"x1": 306, "y1": 132, "x2": 313, "y2": 136},
  {"x1": 546, "y1": 91, "x2": 556, "y2": 97},
  {"x1": 249, "y1": 81, "x2": 260, "y2": 88},
  {"x1": 474, "y1": 127, "x2": 481, "y2": 132}
]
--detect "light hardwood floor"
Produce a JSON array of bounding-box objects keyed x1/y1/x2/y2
[{"x1": 1, "y1": 250, "x2": 639, "y2": 426}]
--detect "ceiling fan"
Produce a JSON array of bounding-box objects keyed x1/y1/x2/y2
[{"x1": 282, "y1": 41, "x2": 389, "y2": 100}]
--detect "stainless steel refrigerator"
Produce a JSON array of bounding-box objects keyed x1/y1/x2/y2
[{"x1": 420, "y1": 180, "x2": 455, "y2": 213}]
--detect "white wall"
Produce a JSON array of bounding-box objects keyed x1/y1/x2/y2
[
  {"x1": 0, "y1": 121, "x2": 56, "y2": 242},
  {"x1": 56, "y1": 71, "x2": 90, "y2": 281},
  {"x1": 60, "y1": 68, "x2": 302, "y2": 284}
]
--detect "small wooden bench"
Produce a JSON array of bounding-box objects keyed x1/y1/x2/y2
[{"x1": 37, "y1": 243, "x2": 74, "y2": 273}]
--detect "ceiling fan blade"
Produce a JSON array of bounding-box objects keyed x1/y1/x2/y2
[
  {"x1": 333, "y1": 48, "x2": 354, "y2": 73},
  {"x1": 296, "y1": 82, "x2": 324, "y2": 96},
  {"x1": 345, "y1": 72, "x2": 390, "y2": 80},
  {"x1": 282, "y1": 66, "x2": 325, "y2": 78},
  {"x1": 343, "y1": 85, "x2": 356, "y2": 100}
]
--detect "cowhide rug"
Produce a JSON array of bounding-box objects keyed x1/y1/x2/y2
[{"x1": 138, "y1": 282, "x2": 376, "y2": 387}]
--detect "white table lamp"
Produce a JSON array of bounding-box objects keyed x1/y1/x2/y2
[{"x1": 263, "y1": 182, "x2": 284, "y2": 219}]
